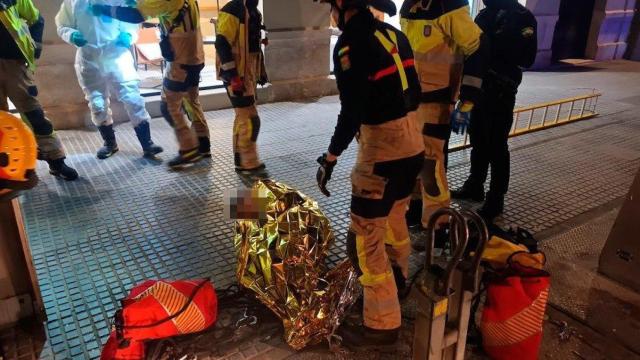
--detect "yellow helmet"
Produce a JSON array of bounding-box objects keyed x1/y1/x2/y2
[{"x1": 0, "y1": 110, "x2": 38, "y2": 193}]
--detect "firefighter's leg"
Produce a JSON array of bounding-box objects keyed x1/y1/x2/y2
[
  {"x1": 5, "y1": 60, "x2": 65, "y2": 161},
  {"x1": 162, "y1": 64, "x2": 199, "y2": 152},
  {"x1": 454, "y1": 101, "x2": 490, "y2": 200},
  {"x1": 232, "y1": 105, "x2": 262, "y2": 170},
  {"x1": 184, "y1": 86, "x2": 210, "y2": 156},
  {"x1": 348, "y1": 162, "x2": 400, "y2": 330},
  {"x1": 418, "y1": 103, "x2": 451, "y2": 228}
]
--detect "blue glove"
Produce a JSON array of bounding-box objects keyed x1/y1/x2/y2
[
  {"x1": 70, "y1": 31, "x2": 88, "y2": 47},
  {"x1": 450, "y1": 100, "x2": 474, "y2": 135},
  {"x1": 115, "y1": 32, "x2": 133, "y2": 48}
]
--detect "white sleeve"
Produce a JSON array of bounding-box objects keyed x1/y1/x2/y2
[{"x1": 55, "y1": 0, "x2": 77, "y2": 45}]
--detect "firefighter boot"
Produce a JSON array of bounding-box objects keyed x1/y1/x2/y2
[
  {"x1": 451, "y1": 182, "x2": 485, "y2": 202},
  {"x1": 97, "y1": 125, "x2": 119, "y2": 159},
  {"x1": 198, "y1": 137, "x2": 211, "y2": 158},
  {"x1": 478, "y1": 192, "x2": 504, "y2": 222},
  {"x1": 168, "y1": 148, "x2": 203, "y2": 169},
  {"x1": 47, "y1": 158, "x2": 79, "y2": 181},
  {"x1": 339, "y1": 324, "x2": 399, "y2": 349},
  {"x1": 134, "y1": 121, "x2": 163, "y2": 158}
]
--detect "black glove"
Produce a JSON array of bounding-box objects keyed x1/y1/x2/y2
[{"x1": 316, "y1": 153, "x2": 337, "y2": 197}]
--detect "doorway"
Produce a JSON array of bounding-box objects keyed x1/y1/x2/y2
[{"x1": 551, "y1": 0, "x2": 596, "y2": 62}]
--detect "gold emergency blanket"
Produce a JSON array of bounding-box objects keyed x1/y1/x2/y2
[{"x1": 234, "y1": 180, "x2": 361, "y2": 350}]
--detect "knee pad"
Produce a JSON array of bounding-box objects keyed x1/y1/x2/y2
[
  {"x1": 250, "y1": 116, "x2": 260, "y2": 142},
  {"x1": 24, "y1": 108, "x2": 53, "y2": 136},
  {"x1": 422, "y1": 159, "x2": 441, "y2": 198},
  {"x1": 160, "y1": 101, "x2": 174, "y2": 127}
]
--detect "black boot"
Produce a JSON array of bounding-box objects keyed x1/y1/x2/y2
[
  {"x1": 168, "y1": 148, "x2": 203, "y2": 169},
  {"x1": 198, "y1": 137, "x2": 211, "y2": 158},
  {"x1": 134, "y1": 121, "x2": 163, "y2": 158},
  {"x1": 96, "y1": 125, "x2": 118, "y2": 159},
  {"x1": 47, "y1": 158, "x2": 78, "y2": 181},
  {"x1": 338, "y1": 324, "x2": 399, "y2": 349},
  {"x1": 477, "y1": 192, "x2": 504, "y2": 222},
  {"x1": 451, "y1": 183, "x2": 485, "y2": 202},
  {"x1": 406, "y1": 198, "x2": 422, "y2": 228}
]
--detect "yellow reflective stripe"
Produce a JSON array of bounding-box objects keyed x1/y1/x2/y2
[
  {"x1": 356, "y1": 233, "x2": 393, "y2": 286},
  {"x1": 423, "y1": 159, "x2": 450, "y2": 203},
  {"x1": 373, "y1": 30, "x2": 408, "y2": 91},
  {"x1": 384, "y1": 222, "x2": 410, "y2": 247}
]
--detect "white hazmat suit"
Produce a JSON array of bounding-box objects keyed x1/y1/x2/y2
[{"x1": 56, "y1": 0, "x2": 163, "y2": 159}]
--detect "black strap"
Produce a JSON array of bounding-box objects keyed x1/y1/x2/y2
[
  {"x1": 116, "y1": 278, "x2": 210, "y2": 335},
  {"x1": 420, "y1": 87, "x2": 455, "y2": 104}
]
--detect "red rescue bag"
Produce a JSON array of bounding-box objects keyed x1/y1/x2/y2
[
  {"x1": 480, "y1": 255, "x2": 550, "y2": 360},
  {"x1": 101, "y1": 279, "x2": 218, "y2": 360}
]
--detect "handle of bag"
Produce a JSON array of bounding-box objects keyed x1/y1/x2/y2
[
  {"x1": 425, "y1": 207, "x2": 468, "y2": 297},
  {"x1": 115, "y1": 278, "x2": 211, "y2": 338},
  {"x1": 459, "y1": 209, "x2": 489, "y2": 292}
]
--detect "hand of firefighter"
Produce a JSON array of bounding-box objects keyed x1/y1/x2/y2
[
  {"x1": 230, "y1": 76, "x2": 246, "y2": 97},
  {"x1": 70, "y1": 31, "x2": 88, "y2": 47},
  {"x1": 450, "y1": 100, "x2": 474, "y2": 134},
  {"x1": 115, "y1": 32, "x2": 133, "y2": 48},
  {"x1": 316, "y1": 153, "x2": 337, "y2": 197}
]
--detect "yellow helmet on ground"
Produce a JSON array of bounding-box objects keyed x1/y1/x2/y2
[{"x1": 0, "y1": 110, "x2": 38, "y2": 192}]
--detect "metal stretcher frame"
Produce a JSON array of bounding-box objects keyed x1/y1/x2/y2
[{"x1": 449, "y1": 90, "x2": 602, "y2": 152}]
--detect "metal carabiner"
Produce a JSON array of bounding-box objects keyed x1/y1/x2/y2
[{"x1": 235, "y1": 307, "x2": 258, "y2": 329}]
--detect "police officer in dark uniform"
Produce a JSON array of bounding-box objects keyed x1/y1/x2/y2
[
  {"x1": 315, "y1": 0, "x2": 424, "y2": 347},
  {"x1": 451, "y1": 0, "x2": 537, "y2": 221}
]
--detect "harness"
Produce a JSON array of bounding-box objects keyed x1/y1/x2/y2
[{"x1": 372, "y1": 29, "x2": 412, "y2": 91}]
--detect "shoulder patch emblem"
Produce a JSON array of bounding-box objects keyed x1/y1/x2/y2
[
  {"x1": 340, "y1": 54, "x2": 351, "y2": 71},
  {"x1": 423, "y1": 25, "x2": 432, "y2": 37},
  {"x1": 522, "y1": 27, "x2": 535, "y2": 38}
]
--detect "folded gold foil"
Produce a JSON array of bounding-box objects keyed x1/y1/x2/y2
[{"x1": 234, "y1": 180, "x2": 361, "y2": 350}]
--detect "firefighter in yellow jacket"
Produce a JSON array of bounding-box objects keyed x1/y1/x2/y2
[
  {"x1": 215, "y1": 0, "x2": 268, "y2": 173},
  {"x1": 92, "y1": 0, "x2": 211, "y2": 169},
  {"x1": 1, "y1": 0, "x2": 78, "y2": 180},
  {"x1": 400, "y1": 0, "x2": 488, "y2": 241}
]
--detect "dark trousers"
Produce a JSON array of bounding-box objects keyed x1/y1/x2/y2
[{"x1": 467, "y1": 80, "x2": 517, "y2": 196}]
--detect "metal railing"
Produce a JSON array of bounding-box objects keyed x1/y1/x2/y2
[{"x1": 450, "y1": 90, "x2": 602, "y2": 152}]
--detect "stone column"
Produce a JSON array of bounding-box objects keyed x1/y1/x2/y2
[
  {"x1": 261, "y1": 0, "x2": 337, "y2": 102},
  {"x1": 586, "y1": 0, "x2": 637, "y2": 60},
  {"x1": 33, "y1": 0, "x2": 90, "y2": 129},
  {"x1": 525, "y1": 0, "x2": 561, "y2": 69}
]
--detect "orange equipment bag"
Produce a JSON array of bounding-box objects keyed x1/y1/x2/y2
[
  {"x1": 101, "y1": 279, "x2": 218, "y2": 360},
  {"x1": 480, "y1": 254, "x2": 550, "y2": 360}
]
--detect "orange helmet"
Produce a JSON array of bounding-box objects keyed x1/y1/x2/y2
[{"x1": 0, "y1": 110, "x2": 38, "y2": 193}]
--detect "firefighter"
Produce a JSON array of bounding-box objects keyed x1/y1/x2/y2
[
  {"x1": 92, "y1": 0, "x2": 211, "y2": 169},
  {"x1": 1, "y1": 0, "x2": 79, "y2": 181},
  {"x1": 315, "y1": 0, "x2": 424, "y2": 346},
  {"x1": 56, "y1": 0, "x2": 164, "y2": 160},
  {"x1": 451, "y1": 0, "x2": 537, "y2": 220},
  {"x1": 215, "y1": 0, "x2": 268, "y2": 173},
  {"x1": 399, "y1": 0, "x2": 489, "y2": 238}
]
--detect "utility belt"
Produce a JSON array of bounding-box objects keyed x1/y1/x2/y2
[
  {"x1": 485, "y1": 69, "x2": 519, "y2": 95},
  {"x1": 357, "y1": 115, "x2": 424, "y2": 164}
]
